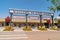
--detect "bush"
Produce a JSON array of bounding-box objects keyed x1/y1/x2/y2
[
  {"x1": 41, "y1": 26, "x2": 46, "y2": 30},
  {"x1": 38, "y1": 26, "x2": 47, "y2": 30},
  {"x1": 27, "y1": 26, "x2": 32, "y2": 31},
  {"x1": 53, "y1": 26, "x2": 58, "y2": 30},
  {"x1": 23, "y1": 26, "x2": 27, "y2": 31},
  {"x1": 3, "y1": 26, "x2": 10, "y2": 31},
  {"x1": 3, "y1": 26, "x2": 14, "y2": 31},
  {"x1": 23, "y1": 26, "x2": 32, "y2": 31},
  {"x1": 49, "y1": 26, "x2": 58, "y2": 30},
  {"x1": 37, "y1": 26, "x2": 41, "y2": 30},
  {"x1": 9, "y1": 26, "x2": 14, "y2": 31}
]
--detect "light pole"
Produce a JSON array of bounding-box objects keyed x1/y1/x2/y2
[
  {"x1": 9, "y1": 9, "x2": 13, "y2": 27},
  {"x1": 51, "y1": 13, "x2": 54, "y2": 26},
  {"x1": 39, "y1": 14, "x2": 42, "y2": 27},
  {"x1": 26, "y1": 14, "x2": 28, "y2": 28}
]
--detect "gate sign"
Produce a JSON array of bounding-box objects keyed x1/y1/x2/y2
[
  {"x1": 29, "y1": 16, "x2": 39, "y2": 20},
  {"x1": 9, "y1": 9, "x2": 52, "y2": 15},
  {"x1": 12, "y1": 16, "x2": 25, "y2": 19}
]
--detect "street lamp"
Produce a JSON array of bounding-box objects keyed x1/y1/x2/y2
[
  {"x1": 51, "y1": 13, "x2": 54, "y2": 26},
  {"x1": 9, "y1": 9, "x2": 14, "y2": 26},
  {"x1": 39, "y1": 14, "x2": 42, "y2": 27},
  {"x1": 26, "y1": 14, "x2": 28, "y2": 28},
  {"x1": 9, "y1": 9, "x2": 14, "y2": 13}
]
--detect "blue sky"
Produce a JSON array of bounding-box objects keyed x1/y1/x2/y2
[{"x1": 0, "y1": 0, "x2": 59, "y2": 18}]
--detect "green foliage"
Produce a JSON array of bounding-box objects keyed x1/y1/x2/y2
[
  {"x1": 23, "y1": 26, "x2": 27, "y2": 31},
  {"x1": 48, "y1": 6, "x2": 56, "y2": 12},
  {"x1": 49, "y1": 26, "x2": 58, "y2": 30},
  {"x1": 47, "y1": 0, "x2": 60, "y2": 11},
  {"x1": 23, "y1": 26, "x2": 32, "y2": 31},
  {"x1": 38, "y1": 26, "x2": 47, "y2": 30},
  {"x1": 51, "y1": 0, "x2": 58, "y2": 6},
  {"x1": 27, "y1": 26, "x2": 32, "y2": 31},
  {"x1": 3, "y1": 26, "x2": 14, "y2": 31},
  {"x1": 47, "y1": 0, "x2": 60, "y2": 6},
  {"x1": 56, "y1": 5, "x2": 60, "y2": 10},
  {"x1": 58, "y1": 19, "x2": 60, "y2": 24}
]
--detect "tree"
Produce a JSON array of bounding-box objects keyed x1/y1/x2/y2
[
  {"x1": 47, "y1": 0, "x2": 60, "y2": 28},
  {"x1": 47, "y1": 0, "x2": 60, "y2": 11},
  {"x1": 48, "y1": 6, "x2": 56, "y2": 13},
  {"x1": 59, "y1": 14, "x2": 60, "y2": 16}
]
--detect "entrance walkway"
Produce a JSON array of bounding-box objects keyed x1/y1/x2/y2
[
  {"x1": 0, "y1": 27, "x2": 60, "y2": 40},
  {"x1": 25, "y1": 31, "x2": 60, "y2": 40},
  {"x1": 0, "y1": 31, "x2": 28, "y2": 40},
  {"x1": 0, "y1": 27, "x2": 28, "y2": 40}
]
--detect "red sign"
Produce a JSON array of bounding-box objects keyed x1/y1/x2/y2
[
  {"x1": 47, "y1": 19, "x2": 50, "y2": 24},
  {"x1": 5, "y1": 16, "x2": 10, "y2": 22}
]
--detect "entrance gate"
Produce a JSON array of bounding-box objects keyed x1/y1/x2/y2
[{"x1": 9, "y1": 8, "x2": 54, "y2": 28}]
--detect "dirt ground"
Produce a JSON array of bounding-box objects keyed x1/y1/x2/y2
[{"x1": 25, "y1": 31, "x2": 60, "y2": 40}]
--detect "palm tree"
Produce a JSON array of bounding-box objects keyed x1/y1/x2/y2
[
  {"x1": 48, "y1": 6, "x2": 56, "y2": 26},
  {"x1": 47, "y1": 0, "x2": 60, "y2": 28},
  {"x1": 59, "y1": 14, "x2": 60, "y2": 16},
  {"x1": 48, "y1": 6, "x2": 56, "y2": 13},
  {"x1": 47, "y1": 0, "x2": 60, "y2": 11}
]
